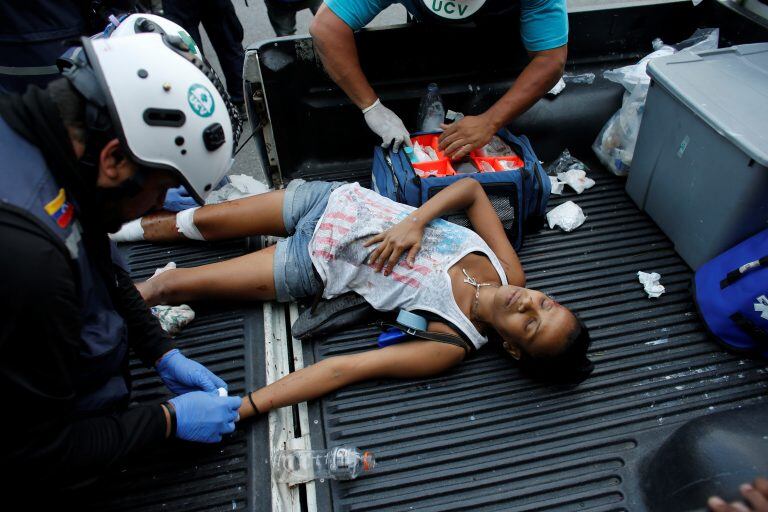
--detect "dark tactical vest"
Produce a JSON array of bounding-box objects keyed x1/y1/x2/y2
[{"x1": 0, "y1": 116, "x2": 130, "y2": 412}]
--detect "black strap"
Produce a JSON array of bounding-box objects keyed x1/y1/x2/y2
[
  {"x1": 412, "y1": 309, "x2": 474, "y2": 347},
  {"x1": 720, "y1": 255, "x2": 768, "y2": 289},
  {"x1": 730, "y1": 312, "x2": 768, "y2": 345},
  {"x1": 377, "y1": 320, "x2": 473, "y2": 354},
  {"x1": 247, "y1": 392, "x2": 265, "y2": 418},
  {"x1": 162, "y1": 401, "x2": 177, "y2": 437}
]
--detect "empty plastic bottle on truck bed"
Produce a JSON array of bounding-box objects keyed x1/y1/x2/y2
[
  {"x1": 417, "y1": 83, "x2": 445, "y2": 132},
  {"x1": 272, "y1": 446, "x2": 375, "y2": 485}
]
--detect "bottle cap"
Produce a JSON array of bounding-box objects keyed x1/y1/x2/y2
[{"x1": 362, "y1": 451, "x2": 376, "y2": 471}]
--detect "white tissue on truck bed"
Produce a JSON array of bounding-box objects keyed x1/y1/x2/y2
[
  {"x1": 547, "y1": 201, "x2": 586, "y2": 232},
  {"x1": 557, "y1": 169, "x2": 596, "y2": 194},
  {"x1": 637, "y1": 271, "x2": 666, "y2": 298},
  {"x1": 549, "y1": 176, "x2": 565, "y2": 195}
]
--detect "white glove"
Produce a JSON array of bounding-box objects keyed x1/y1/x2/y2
[{"x1": 362, "y1": 98, "x2": 412, "y2": 153}]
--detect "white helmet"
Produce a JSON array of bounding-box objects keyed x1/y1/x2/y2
[
  {"x1": 64, "y1": 30, "x2": 240, "y2": 203},
  {"x1": 108, "y1": 13, "x2": 203, "y2": 59}
]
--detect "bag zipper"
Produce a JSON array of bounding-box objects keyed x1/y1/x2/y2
[{"x1": 385, "y1": 152, "x2": 405, "y2": 204}]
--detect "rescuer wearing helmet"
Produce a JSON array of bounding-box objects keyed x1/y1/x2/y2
[{"x1": 0, "y1": 30, "x2": 242, "y2": 490}]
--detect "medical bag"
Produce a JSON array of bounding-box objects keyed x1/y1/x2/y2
[
  {"x1": 371, "y1": 128, "x2": 550, "y2": 249},
  {"x1": 693, "y1": 228, "x2": 768, "y2": 358}
]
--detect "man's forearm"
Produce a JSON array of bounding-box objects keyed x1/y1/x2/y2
[
  {"x1": 483, "y1": 46, "x2": 567, "y2": 130},
  {"x1": 310, "y1": 6, "x2": 378, "y2": 109}
]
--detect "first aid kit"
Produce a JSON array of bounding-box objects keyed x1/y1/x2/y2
[
  {"x1": 693, "y1": 228, "x2": 768, "y2": 358},
  {"x1": 371, "y1": 129, "x2": 550, "y2": 249}
]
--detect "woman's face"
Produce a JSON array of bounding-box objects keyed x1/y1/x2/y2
[{"x1": 487, "y1": 285, "x2": 577, "y2": 358}]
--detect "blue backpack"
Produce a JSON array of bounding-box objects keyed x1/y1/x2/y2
[
  {"x1": 371, "y1": 128, "x2": 550, "y2": 250},
  {"x1": 693, "y1": 228, "x2": 768, "y2": 358}
]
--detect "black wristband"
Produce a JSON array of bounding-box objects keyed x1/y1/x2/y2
[
  {"x1": 247, "y1": 392, "x2": 263, "y2": 417},
  {"x1": 163, "y1": 401, "x2": 177, "y2": 437}
]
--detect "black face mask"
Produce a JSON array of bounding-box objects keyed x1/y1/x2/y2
[{"x1": 89, "y1": 163, "x2": 151, "y2": 233}]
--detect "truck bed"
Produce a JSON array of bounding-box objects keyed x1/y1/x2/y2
[
  {"x1": 72, "y1": 1, "x2": 768, "y2": 509},
  {"x1": 74, "y1": 159, "x2": 767, "y2": 511}
]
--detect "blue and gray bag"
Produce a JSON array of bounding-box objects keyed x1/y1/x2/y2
[
  {"x1": 371, "y1": 128, "x2": 550, "y2": 249},
  {"x1": 693, "y1": 228, "x2": 768, "y2": 358}
]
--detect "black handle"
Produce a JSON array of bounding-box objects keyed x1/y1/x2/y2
[
  {"x1": 729, "y1": 312, "x2": 768, "y2": 345},
  {"x1": 719, "y1": 255, "x2": 768, "y2": 289}
]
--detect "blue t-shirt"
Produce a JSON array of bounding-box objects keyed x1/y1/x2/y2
[{"x1": 324, "y1": 0, "x2": 568, "y2": 52}]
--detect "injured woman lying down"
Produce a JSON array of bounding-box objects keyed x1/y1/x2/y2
[{"x1": 129, "y1": 177, "x2": 593, "y2": 420}]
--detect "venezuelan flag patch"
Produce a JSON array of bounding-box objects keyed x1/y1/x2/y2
[{"x1": 44, "y1": 188, "x2": 74, "y2": 229}]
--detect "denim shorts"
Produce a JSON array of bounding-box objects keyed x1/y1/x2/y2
[{"x1": 273, "y1": 179, "x2": 343, "y2": 302}]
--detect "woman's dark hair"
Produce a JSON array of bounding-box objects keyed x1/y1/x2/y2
[{"x1": 491, "y1": 314, "x2": 594, "y2": 386}]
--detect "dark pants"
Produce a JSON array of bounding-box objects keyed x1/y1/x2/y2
[
  {"x1": 163, "y1": 0, "x2": 245, "y2": 103},
  {"x1": 265, "y1": 0, "x2": 322, "y2": 37}
]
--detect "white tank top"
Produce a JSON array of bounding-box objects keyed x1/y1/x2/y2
[{"x1": 309, "y1": 183, "x2": 508, "y2": 349}]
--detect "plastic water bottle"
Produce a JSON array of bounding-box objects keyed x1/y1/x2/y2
[
  {"x1": 272, "y1": 446, "x2": 375, "y2": 485},
  {"x1": 417, "y1": 83, "x2": 445, "y2": 132}
]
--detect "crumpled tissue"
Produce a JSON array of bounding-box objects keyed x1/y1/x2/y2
[
  {"x1": 205, "y1": 174, "x2": 270, "y2": 204},
  {"x1": 547, "y1": 77, "x2": 566, "y2": 96},
  {"x1": 148, "y1": 262, "x2": 196, "y2": 334},
  {"x1": 557, "y1": 169, "x2": 596, "y2": 194},
  {"x1": 547, "y1": 201, "x2": 586, "y2": 232},
  {"x1": 637, "y1": 271, "x2": 665, "y2": 298},
  {"x1": 151, "y1": 304, "x2": 195, "y2": 335},
  {"x1": 549, "y1": 176, "x2": 565, "y2": 195}
]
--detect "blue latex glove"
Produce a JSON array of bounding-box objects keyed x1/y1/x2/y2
[
  {"x1": 163, "y1": 186, "x2": 198, "y2": 212},
  {"x1": 156, "y1": 349, "x2": 227, "y2": 395},
  {"x1": 170, "y1": 391, "x2": 241, "y2": 443}
]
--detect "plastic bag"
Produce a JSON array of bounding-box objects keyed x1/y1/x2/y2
[
  {"x1": 204, "y1": 174, "x2": 270, "y2": 204},
  {"x1": 546, "y1": 149, "x2": 589, "y2": 176},
  {"x1": 563, "y1": 72, "x2": 595, "y2": 84},
  {"x1": 547, "y1": 149, "x2": 595, "y2": 194},
  {"x1": 547, "y1": 201, "x2": 586, "y2": 232},
  {"x1": 593, "y1": 28, "x2": 718, "y2": 176},
  {"x1": 592, "y1": 84, "x2": 648, "y2": 176}
]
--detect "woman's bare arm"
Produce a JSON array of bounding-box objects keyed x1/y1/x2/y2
[
  {"x1": 367, "y1": 178, "x2": 524, "y2": 285},
  {"x1": 238, "y1": 340, "x2": 465, "y2": 419}
]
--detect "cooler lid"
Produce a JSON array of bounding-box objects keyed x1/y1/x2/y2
[{"x1": 647, "y1": 43, "x2": 768, "y2": 167}]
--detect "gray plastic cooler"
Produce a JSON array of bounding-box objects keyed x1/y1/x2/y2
[{"x1": 626, "y1": 43, "x2": 768, "y2": 270}]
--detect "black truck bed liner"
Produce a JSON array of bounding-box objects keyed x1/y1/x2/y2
[
  {"x1": 73, "y1": 1, "x2": 768, "y2": 509},
  {"x1": 303, "y1": 163, "x2": 768, "y2": 512},
  {"x1": 80, "y1": 163, "x2": 767, "y2": 511}
]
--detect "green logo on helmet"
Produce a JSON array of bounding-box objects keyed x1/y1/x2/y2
[
  {"x1": 178, "y1": 30, "x2": 199, "y2": 56},
  {"x1": 188, "y1": 84, "x2": 215, "y2": 118}
]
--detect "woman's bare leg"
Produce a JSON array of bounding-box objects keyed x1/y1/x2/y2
[
  {"x1": 140, "y1": 190, "x2": 289, "y2": 242},
  {"x1": 138, "y1": 245, "x2": 278, "y2": 305}
]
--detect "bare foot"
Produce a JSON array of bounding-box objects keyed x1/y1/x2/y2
[
  {"x1": 136, "y1": 263, "x2": 176, "y2": 306},
  {"x1": 136, "y1": 278, "x2": 161, "y2": 306}
]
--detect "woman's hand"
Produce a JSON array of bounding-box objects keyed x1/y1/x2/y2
[{"x1": 364, "y1": 215, "x2": 425, "y2": 275}]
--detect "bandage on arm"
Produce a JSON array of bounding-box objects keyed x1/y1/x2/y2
[{"x1": 175, "y1": 207, "x2": 205, "y2": 241}]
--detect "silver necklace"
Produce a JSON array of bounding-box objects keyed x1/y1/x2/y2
[{"x1": 462, "y1": 268, "x2": 496, "y2": 322}]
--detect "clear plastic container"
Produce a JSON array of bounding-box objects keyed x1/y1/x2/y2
[
  {"x1": 417, "y1": 83, "x2": 445, "y2": 132},
  {"x1": 272, "y1": 446, "x2": 375, "y2": 485}
]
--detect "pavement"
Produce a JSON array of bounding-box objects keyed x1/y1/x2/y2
[{"x1": 195, "y1": 0, "x2": 680, "y2": 181}]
